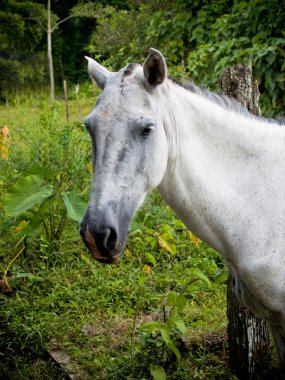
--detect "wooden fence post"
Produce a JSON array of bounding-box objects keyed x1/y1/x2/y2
[
  {"x1": 75, "y1": 83, "x2": 81, "y2": 119},
  {"x1": 220, "y1": 65, "x2": 272, "y2": 379},
  {"x1": 63, "y1": 79, "x2": 69, "y2": 122}
]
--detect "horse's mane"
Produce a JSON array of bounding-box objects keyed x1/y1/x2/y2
[{"x1": 169, "y1": 77, "x2": 285, "y2": 126}]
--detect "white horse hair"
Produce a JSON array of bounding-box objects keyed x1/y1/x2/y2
[{"x1": 80, "y1": 48, "x2": 285, "y2": 369}]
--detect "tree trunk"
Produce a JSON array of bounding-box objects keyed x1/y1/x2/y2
[
  {"x1": 47, "y1": 0, "x2": 55, "y2": 104},
  {"x1": 220, "y1": 65, "x2": 271, "y2": 379}
]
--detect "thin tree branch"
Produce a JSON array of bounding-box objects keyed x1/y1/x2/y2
[{"x1": 51, "y1": 14, "x2": 75, "y2": 32}]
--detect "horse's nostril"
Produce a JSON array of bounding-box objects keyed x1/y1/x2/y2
[
  {"x1": 80, "y1": 219, "x2": 120, "y2": 259},
  {"x1": 104, "y1": 227, "x2": 118, "y2": 250}
]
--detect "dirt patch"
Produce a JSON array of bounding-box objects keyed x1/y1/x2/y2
[{"x1": 81, "y1": 312, "x2": 159, "y2": 350}]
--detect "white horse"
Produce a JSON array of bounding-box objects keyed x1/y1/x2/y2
[{"x1": 80, "y1": 48, "x2": 285, "y2": 368}]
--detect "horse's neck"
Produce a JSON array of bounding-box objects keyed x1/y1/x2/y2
[{"x1": 158, "y1": 83, "x2": 285, "y2": 260}]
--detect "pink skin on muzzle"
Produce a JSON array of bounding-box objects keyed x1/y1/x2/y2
[{"x1": 84, "y1": 228, "x2": 122, "y2": 264}]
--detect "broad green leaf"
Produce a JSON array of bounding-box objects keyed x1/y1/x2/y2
[
  {"x1": 24, "y1": 165, "x2": 55, "y2": 179},
  {"x1": 141, "y1": 321, "x2": 164, "y2": 334},
  {"x1": 145, "y1": 252, "x2": 156, "y2": 266},
  {"x1": 62, "y1": 191, "x2": 87, "y2": 223},
  {"x1": 188, "y1": 268, "x2": 211, "y2": 288},
  {"x1": 176, "y1": 295, "x2": 187, "y2": 310},
  {"x1": 167, "y1": 315, "x2": 187, "y2": 335},
  {"x1": 174, "y1": 219, "x2": 186, "y2": 230},
  {"x1": 167, "y1": 292, "x2": 187, "y2": 310},
  {"x1": 214, "y1": 270, "x2": 228, "y2": 285},
  {"x1": 160, "y1": 329, "x2": 171, "y2": 345},
  {"x1": 24, "y1": 214, "x2": 43, "y2": 236},
  {"x1": 158, "y1": 232, "x2": 177, "y2": 255},
  {"x1": 4, "y1": 175, "x2": 53, "y2": 216},
  {"x1": 167, "y1": 291, "x2": 177, "y2": 307},
  {"x1": 150, "y1": 364, "x2": 166, "y2": 380},
  {"x1": 166, "y1": 341, "x2": 181, "y2": 361}
]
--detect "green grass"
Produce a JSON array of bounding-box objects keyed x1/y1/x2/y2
[
  {"x1": 0, "y1": 237, "x2": 230, "y2": 379},
  {"x1": 0, "y1": 94, "x2": 233, "y2": 379}
]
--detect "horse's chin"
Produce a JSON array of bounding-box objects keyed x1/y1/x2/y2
[{"x1": 92, "y1": 251, "x2": 124, "y2": 265}]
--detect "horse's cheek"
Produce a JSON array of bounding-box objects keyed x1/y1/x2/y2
[{"x1": 152, "y1": 136, "x2": 168, "y2": 184}]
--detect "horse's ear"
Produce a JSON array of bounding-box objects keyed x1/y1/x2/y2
[
  {"x1": 143, "y1": 48, "x2": 167, "y2": 86},
  {"x1": 85, "y1": 56, "x2": 113, "y2": 90}
]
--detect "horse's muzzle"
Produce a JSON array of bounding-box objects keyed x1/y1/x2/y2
[{"x1": 80, "y1": 221, "x2": 124, "y2": 264}]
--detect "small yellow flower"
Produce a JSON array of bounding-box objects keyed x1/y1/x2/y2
[
  {"x1": 143, "y1": 264, "x2": 151, "y2": 274},
  {"x1": 188, "y1": 231, "x2": 201, "y2": 246},
  {"x1": 15, "y1": 220, "x2": 28, "y2": 233},
  {"x1": 1, "y1": 126, "x2": 9, "y2": 136},
  {"x1": 0, "y1": 126, "x2": 9, "y2": 160}
]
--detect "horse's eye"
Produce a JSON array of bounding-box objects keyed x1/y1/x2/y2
[{"x1": 141, "y1": 125, "x2": 154, "y2": 138}]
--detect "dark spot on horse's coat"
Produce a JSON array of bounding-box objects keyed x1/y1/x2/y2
[
  {"x1": 123, "y1": 63, "x2": 138, "y2": 77},
  {"x1": 118, "y1": 147, "x2": 127, "y2": 162},
  {"x1": 102, "y1": 133, "x2": 113, "y2": 163},
  {"x1": 108, "y1": 200, "x2": 119, "y2": 214},
  {"x1": 143, "y1": 98, "x2": 151, "y2": 108},
  {"x1": 134, "y1": 149, "x2": 147, "y2": 175},
  {"x1": 120, "y1": 76, "x2": 125, "y2": 95},
  {"x1": 114, "y1": 147, "x2": 127, "y2": 174}
]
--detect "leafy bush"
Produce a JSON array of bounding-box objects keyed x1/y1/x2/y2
[
  {"x1": 91, "y1": 0, "x2": 285, "y2": 117},
  {"x1": 0, "y1": 103, "x2": 91, "y2": 291}
]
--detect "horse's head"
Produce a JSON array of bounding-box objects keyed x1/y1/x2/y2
[{"x1": 80, "y1": 49, "x2": 170, "y2": 264}]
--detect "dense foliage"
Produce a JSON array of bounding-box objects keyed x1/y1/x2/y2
[
  {"x1": 0, "y1": 0, "x2": 47, "y2": 97},
  {"x1": 93, "y1": 0, "x2": 285, "y2": 116},
  {"x1": 0, "y1": 0, "x2": 284, "y2": 115}
]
